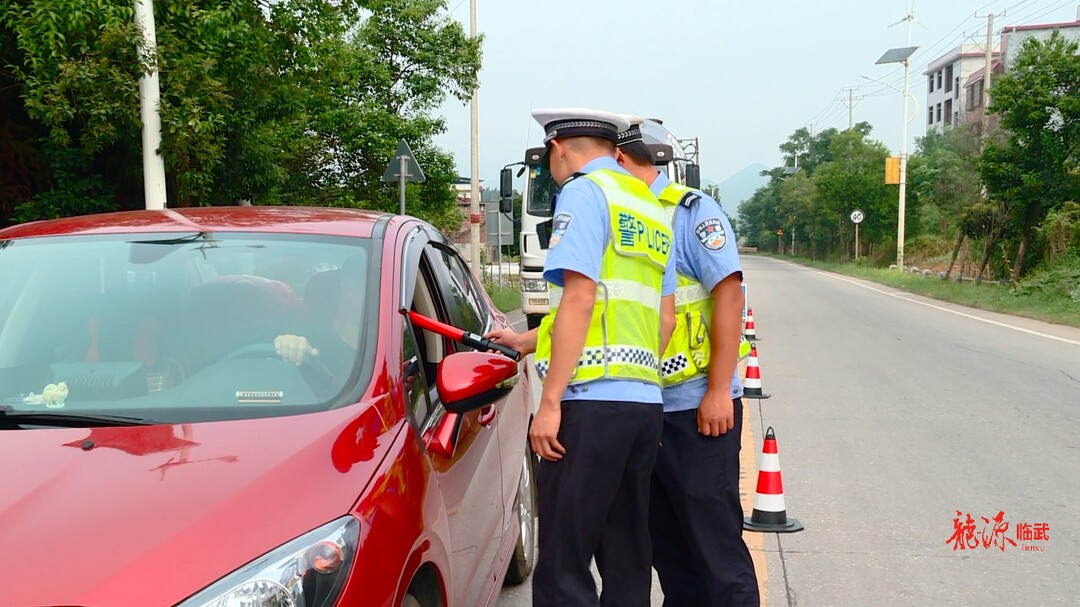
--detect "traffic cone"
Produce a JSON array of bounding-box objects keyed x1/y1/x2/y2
[
  {"x1": 742, "y1": 344, "x2": 770, "y2": 399},
  {"x1": 744, "y1": 426, "x2": 804, "y2": 533},
  {"x1": 744, "y1": 307, "x2": 760, "y2": 341}
]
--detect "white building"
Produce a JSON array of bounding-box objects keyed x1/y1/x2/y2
[
  {"x1": 960, "y1": 15, "x2": 1080, "y2": 134},
  {"x1": 1000, "y1": 16, "x2": 1080, "y2": 69},
  {"x1": 923, "y1": 44, "x2": 999, "y2": 133}
]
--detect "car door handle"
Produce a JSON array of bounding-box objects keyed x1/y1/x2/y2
[{"x1": 478, "y1": 404, "x2": 498, "y2": 427}]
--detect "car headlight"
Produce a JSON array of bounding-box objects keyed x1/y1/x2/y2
[
  {"x1": 521, "y1": 278, "x2": 548, "y2": 293},
  {"x1": 178, "y1": 517, "x2": 360, "y2": 607}
]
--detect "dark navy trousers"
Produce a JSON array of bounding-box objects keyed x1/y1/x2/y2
[
  {"x1": 532, "y1": 399, "x2": 664, "y2": 607},
  {"x1": 649, "y1": 398, "x2": 760, "y2": 607}
]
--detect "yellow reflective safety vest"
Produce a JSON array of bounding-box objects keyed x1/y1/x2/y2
[
  {"x1": 657, "y1": 182, "x2": 715, "y2": 386},
  {"x1": 535, "y1": 168, "x2": 672, "y2": 386}
]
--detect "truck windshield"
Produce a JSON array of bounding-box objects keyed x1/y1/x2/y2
[{"x1": 525, "y1": 165, "x2": 559, "y2": 218}]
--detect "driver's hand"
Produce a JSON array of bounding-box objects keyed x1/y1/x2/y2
[{"x1": 274, "y1": 334, "x2": 319, "y2": 366}]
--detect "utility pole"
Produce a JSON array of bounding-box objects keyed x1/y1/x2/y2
[
  {"x1": 898, "y1": 16, "x2": 913, "y2": 272},
  {"x1": 468, "y1": 0, "x2": 482, "y2": 271},
  {"x1": 848, "y1": 88, "x2": 855, "y2": 129},
  {"x1": 840, "y1": 88, "x2": 861, "y2": 130},
  {"x1": 134, "y1": 0, "x2": 167, "y2": 210},
  {"x1": 977, "y1": 12, "x2": 996, "y2": 141}
]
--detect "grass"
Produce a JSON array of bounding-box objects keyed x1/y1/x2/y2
[
  {"x1": 483, "y1": 280, "x2": 520, "y2": 313},
  {"x1": 765, "y1": 255, "x2": 1080, "y2": 329}
]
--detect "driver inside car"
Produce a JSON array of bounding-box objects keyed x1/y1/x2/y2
[{"x1": 274, "y1": 255, "x2": 366, "y2": 382}]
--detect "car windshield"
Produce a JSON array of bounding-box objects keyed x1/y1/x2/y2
[{"x1": 0, "y1": 232, "x2": 377, "y2": 424}]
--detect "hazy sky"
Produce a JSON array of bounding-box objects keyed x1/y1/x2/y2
[{"x1": 433, "y1": 0, "x2": 1080, "y2": 193}]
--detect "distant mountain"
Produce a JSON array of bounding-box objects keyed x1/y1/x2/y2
[{"x1": 703, "y1": 163, "x2": 769, "y2": 218}]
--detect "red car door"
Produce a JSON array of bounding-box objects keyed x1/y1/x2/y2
[{"x1": 407, "y1": 243, "x2": 507, "y2": 606}]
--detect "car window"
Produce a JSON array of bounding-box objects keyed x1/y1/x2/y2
[
  {"x1": 405, "y1": 251, "x2": 451, "y2": 429},
  {"x1": 430, "y1": 244, "x2": 489, "y2": 341},
  {"x1": 0, "y1": 233, "x2": 377, "y2": 423},
  {"x1": 401, "y1": 325, "x2": 430, "y2": 426}
]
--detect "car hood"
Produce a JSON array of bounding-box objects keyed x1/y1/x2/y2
[{"x1": 0, "y1": 402, "x2": 400, "y2": 607}]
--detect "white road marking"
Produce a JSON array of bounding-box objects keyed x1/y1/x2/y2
[{"x1": 770, "y1": 258, "x2": 1080, "y2": 348}]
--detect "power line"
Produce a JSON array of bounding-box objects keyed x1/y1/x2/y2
[
  {"x1": 1001, "y1": 0, "x2": 1063, "y2": 24},
  {"x1": 795, "y1": 0, "x2": 1049, "y2": 144},
  {"x1": 1013, "y1": 0, "x2": 1076, "y2": 25}
]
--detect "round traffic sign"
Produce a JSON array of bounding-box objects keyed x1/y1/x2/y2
[{"x1": 850, "y1": 209, "x2": 865, "y2": 224}]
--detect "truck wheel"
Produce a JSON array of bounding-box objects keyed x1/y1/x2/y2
[
  {"x1": 526, "y1": 314, "x2": 542, "y2": 330},
  {"x1": 504, "y1": 447, "x2": 538, "y2": 585}
]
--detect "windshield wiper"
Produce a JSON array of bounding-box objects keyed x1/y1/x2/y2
[
  {"x1": 0, "y1": 406, "x2": 158, "y2": 428},
  {"x1": 129, "y1": 232, "x2": 211, "y2": 245}
]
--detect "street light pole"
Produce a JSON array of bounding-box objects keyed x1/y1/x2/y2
[{"x1": 867, "y1": 40, "x2": 919, "y2": 272}]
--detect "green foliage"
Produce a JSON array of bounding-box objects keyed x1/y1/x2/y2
[
  {"x1": 1037, "y1": 201, "x2": 1080, "y2": 260},
  {"x1": 482, "y1": 277, "x2": 520, "y2": 313},
  {"x1": 738, "y1": 125, "x2": 893, "y2": 260},
  {"x1": 0, "y1": 0, "x2": 481, "y2": 228},
  {"x1": 981, "y1": 30, "x2": 1080, "y2": 278},
  {"x1": 910, "y1": 125, "x2": 984, "y2": 238},
  {"x1": 1017, "y1": 254, "x2": 1080, "y2": 303}
]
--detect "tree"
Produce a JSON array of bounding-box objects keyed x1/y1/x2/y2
[
  {"x1": 0, "y1": 0, "x2": 480, "y2": 230},
  {"x1": 909, "y1": 124, "x2": 985, "y2": 278},
  {"x1": 981, "y1": 30, "x2": 1080, "y2": 280},
  {"x1": 741, "y1": 122, "x2": 886, "y2": 259},
  {"x1": 808, "y1": 130, "x2": 894, "y2": 259}
]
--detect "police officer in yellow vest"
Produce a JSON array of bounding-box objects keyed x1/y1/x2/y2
[
  {"x1": 485, "y1": 108, "x2": 676, "y2": 607},
  {"x1": 616, "y1": 116, "x2": 760, "y2": 606}
]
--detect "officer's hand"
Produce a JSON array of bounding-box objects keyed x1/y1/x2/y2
[
  {"x1": 274, "y1": 334, "x2": 319, "y2": 366},
  {"x1": 530, "y1": 400, "x2": 566, "y2": 461},
  {"x1": 698, "y1": 389, "x2": 735, "y2": 437},
  {"x1": 484, "y1": 327, "x2": 526, "y2": 354}
]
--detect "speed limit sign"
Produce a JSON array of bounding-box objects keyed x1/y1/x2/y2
[{"x1": 850, "y1": 209, "x2": 865, "y2": 224}]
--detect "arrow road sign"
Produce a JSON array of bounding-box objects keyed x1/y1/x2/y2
[{"x1": 850, "y1": 209, "x2": 865, "y2": 224}]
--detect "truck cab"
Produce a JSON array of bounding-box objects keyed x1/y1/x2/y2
[{"x1": 500, "y1": 120, "x2": 700, "y2": 330}]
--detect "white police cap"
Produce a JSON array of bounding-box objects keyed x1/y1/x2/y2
[
  {"x1": 531, "y1": 108, "x2": 631, "y2": 144},
  {"x1": 617, "y1": 114, "x2": 647, "y2": 146}
]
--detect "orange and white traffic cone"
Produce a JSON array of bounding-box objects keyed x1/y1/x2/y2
[
  {"x1": 742, "y1": 344, "x2": 770, "y2": 400},
  {"x1": 744, "y1": 426, "x2": 804, "y2": 533},
  {"x1": 744, "y1": 307, "x2": 760, "y2": 341}
]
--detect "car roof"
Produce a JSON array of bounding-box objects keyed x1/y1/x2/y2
[{"x1": 0, "y1": 206, "x2": 394, "y2": 240}]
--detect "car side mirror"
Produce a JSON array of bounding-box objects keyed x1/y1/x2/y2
[
  {"x1": 499, "y1": 197, "x2": 512, "y2": 214},
  {"x1": 437, "y1": 351, "x2": 519, "y2": 414},
  {"x1": 500, "y1": 167, "x2": 513, "y2": 199},
  {"x1": 685, "y1": 163, "x2": 701, "y2": 190}
]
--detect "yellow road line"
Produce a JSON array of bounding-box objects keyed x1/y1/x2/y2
[{"x1": 738, "y1": 359, "x2": 768, "y2": 606}]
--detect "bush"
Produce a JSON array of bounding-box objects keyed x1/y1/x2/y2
[{"x1": 1018, "y1": 255, "x2": 1080, "y2": 303}]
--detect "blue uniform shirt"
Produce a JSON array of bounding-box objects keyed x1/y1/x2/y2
[
  {"x1": 543, "y1": 155, "x2": 677, "y2": 404},
  {"x1": 650, "y1": 171, "x2": 744, "y2": 413}
]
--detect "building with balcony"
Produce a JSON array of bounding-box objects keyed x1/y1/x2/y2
[{"x1": 924, "y1": 44, "x2": 999, "y2": 133}]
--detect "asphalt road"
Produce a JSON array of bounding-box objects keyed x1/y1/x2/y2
[{"x1": 497, "y1": 255, "x2": 1080, "y2": 606}]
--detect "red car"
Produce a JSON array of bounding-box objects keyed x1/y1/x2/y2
[{"x1": 0, "y1": 207, "x2": 537, "y2": 607}]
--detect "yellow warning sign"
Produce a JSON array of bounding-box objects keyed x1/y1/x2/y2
[{"x1": 885, "y1": 156, "x2": 901, "y2": 184}]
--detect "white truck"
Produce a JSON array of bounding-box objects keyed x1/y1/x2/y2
[{"x1": 498, "y1": 119, "x2": 701, "y2": 329}]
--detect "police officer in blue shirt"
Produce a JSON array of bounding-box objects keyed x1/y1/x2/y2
[
  {"x1": 616, "y1": 117, "x2": 760, "y2": 606},
  {"x1": 485, "y1": 108, "x2": 677, "y2": 607}
]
